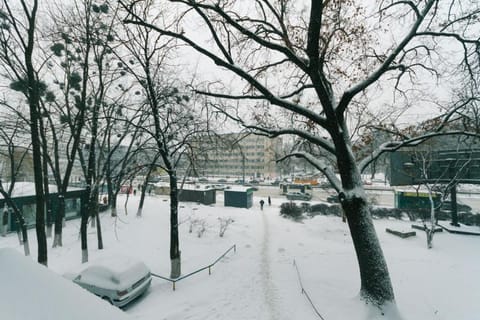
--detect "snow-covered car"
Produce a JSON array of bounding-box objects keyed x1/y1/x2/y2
[
  {"x1": 67, "y1": 256, "x2": 152, "y2": 308},
  {"x1": 286, "y1": 191, "x2": 312, "y2": 201}
]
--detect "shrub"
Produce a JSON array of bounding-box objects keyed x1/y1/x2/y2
[
  {"x1": 307, "y1": 203, "x2": 343, "y2": 217},
  {"x1": 280, "y1": 202, "x2": 303, "y2": 220}
]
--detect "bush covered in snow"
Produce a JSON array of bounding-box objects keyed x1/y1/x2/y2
[
  {"x1": 280, "y1": 202, "x2": 303, "y2": 220},
  {"x1": 308, "y1": 203, "x2": 343, "y2": 217}
]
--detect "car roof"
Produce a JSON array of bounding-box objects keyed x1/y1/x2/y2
[{"x1": 78, "y1": 256, "x2": 149, "y2": 290}]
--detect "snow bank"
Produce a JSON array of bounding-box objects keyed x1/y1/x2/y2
[{"x1": 0, "y1": 248, "x2": 129, "y2": 320}]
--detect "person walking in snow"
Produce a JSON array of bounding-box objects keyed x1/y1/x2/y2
[
  {"x1": 268, "y1": 196, "x2": 271, "y2": 206},
  {"x1": 260, "y1": 199, "x2": 265, "y2": 210}
]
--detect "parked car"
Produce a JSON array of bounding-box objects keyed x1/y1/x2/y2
[
  {"x1": 243, "y1": 183, "x2": 259, "y2": 191},
  {"x1": 198, "y1": 177, "x2": 209, "y2": 183},
  {"x1": 270, "y1": 179, "x2": 281, "y2": 186},
  {"x1": 217, "y1": 179, "x2": 227, "y2": 183},
  {"x1": 326, "y1": 194, "x2": 339, "y2": 203},
  {"x1": 286, "y1": 191, "x2": 312, "y2": 201},
  {"x1": 66, "y1": 256, "x2": 152, "y2": 308}
]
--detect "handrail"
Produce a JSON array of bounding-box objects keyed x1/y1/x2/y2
[
  {"x1": 151, "y1": 244, "x2": 236, "y2": 290},
  {"x1": 293, "y1": 259, "x2": 326, "y2": 320}
]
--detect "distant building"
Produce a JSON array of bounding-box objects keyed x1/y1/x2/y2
[
  {"x1": 0, "y1": 182, "x2": 87, "y2": 233},
  {"x1": 193, "y1": 133, "x2": 282, "y2": 179}
]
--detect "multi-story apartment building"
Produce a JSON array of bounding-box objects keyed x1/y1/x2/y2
[{"x1": 194, "y1": 133, "x2": 282, "y2": 179}]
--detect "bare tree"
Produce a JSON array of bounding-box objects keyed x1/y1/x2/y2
[
  {"x1": 0, "y1": 117, "x2": 31, "y2": 255},
  {"x1": 0, "y1": 0, "x2": 48, "y2": 266},
  {"x1": 123, "y1": 0, "x2": 480, "y2": 306},
  {"x1": 119, "y1": 2, "x2": 214, "y2": 277}
]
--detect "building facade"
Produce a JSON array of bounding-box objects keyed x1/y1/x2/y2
[{"x1": 194, "y1": 133, "x2": 282, "y2": 179}]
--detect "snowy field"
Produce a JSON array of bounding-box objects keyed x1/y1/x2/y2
[{"x1": 1, "y1": 194, "x2": 480, "y2": 320}]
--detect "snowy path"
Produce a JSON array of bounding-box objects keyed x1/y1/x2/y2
[{"x1": 260, "y1": 208, "x2": 281, "y2": 320}]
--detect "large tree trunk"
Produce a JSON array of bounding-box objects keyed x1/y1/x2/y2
[
  {"x1": 107, "y1": 175, "x2": 116, "y2": 217},
  {"x1": 110, "y1": 192, "x2": 118, "y2": 217},
  {"x1": 42, "y1": 138, "x2": 53, "y2": 239},
  {"x1": 91, "y1": 186, "x2": 103, "y2": 250},
  {"x1": 137, "y1": 178, "x2": 149, "y2": 217},
  {"x1": 341, "y1": 193, "x2": 394, "y2": 304},
  {"x1": 335, "y1": 133, "x2": 394, "y2": 305},
  {"x1": 80, "y1": 188, "x2": 89, "y2": 263},
  {"x1": 169, "y1": 171, "x2": 181, "y2": 279},
  {"x1": 95, "y1": 209, "x2": 103, "y2": 250},
  {"x1": 9, "y1": 206, "x2": 30, "y2": 256},
  {"x1": 23, "y1": 0, "x2": 47, "y2": 266},
  {"x1": 137, "y1": 161, "x2": 157, "y2": 217},
  {"x1": 53, "y1": 193, "x2": 65, "y2": 247}
]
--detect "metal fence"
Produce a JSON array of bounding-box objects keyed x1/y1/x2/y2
[
  {"x1": 293, "y1": 259, "x2": 326, "y2": 320},
  {"x1": 151, "y1": 244, "x2": 236, "y2": 290}
]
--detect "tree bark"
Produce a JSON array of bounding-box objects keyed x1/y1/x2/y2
[
  {"x1": 335, "y1": 132, "x2": 394, "y2": 305},
  {"x1": 137, "y1": 180, "x2": 149, "y2": 217},
  {"x1": 341, "y1": 193, "x2": 394, "y2": 305},
  {"x1": 80, "y1": 189, "x2": 89, "y2": 263},
  {"x1": 24, "y1": 0, "x2": 47, "y2": 266},
  {"x1": 169, "y1": 171, "x2": 181, "y2": 278},
  {"x1": 53, "y1": 194, "x2": 65, "y2": 247}
]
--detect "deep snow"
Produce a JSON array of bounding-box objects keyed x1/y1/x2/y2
[{"x1": 1, "y1": 193, "x2": 479, "y2": 320}]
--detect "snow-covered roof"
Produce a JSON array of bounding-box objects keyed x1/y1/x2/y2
[
  {"x1": 180, "y1": 184, "x2": 216, "y2": 191},
  {"x1": 0, "y1": 182, "x2": 84, "y2": 198},
  {"x1": 225, "y1": 186, "x2": 253, "y2": 192},
  {"x1": 0, "y1": 248, "x2": 130, "y2": 320}
]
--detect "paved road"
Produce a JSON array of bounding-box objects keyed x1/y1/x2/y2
[{"x1": 253, "y1": 185, "x2": 480, "y2": 211}]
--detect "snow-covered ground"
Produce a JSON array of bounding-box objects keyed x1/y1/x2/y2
[{"x1": 1, "y1": 194, "x2": 479, "y2": 320}]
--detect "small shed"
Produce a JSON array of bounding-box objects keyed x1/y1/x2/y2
[
  {"x1": 224, "y1": 186, "x2": 254, "y2": 209},
  {"x1": 179, "y1": 184, "x2": 217, "y2": 205}
]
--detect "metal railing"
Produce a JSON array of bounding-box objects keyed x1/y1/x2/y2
[
  {"x1": 293, "y1": 259, "x2": 326, "y2": 320},
  {"x1": 151, "y1": 244, "x2": 236, "y2": 290}
]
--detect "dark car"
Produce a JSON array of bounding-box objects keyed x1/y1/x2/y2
[
  {"x1": 326, "y1": 194, "x2": 339, "y2": 203},
  {"x1": 217, "y1": 179, "x2": 227, "y2": 183},
  {"x1": 270, "y1": 180, "x2": 281, "y2": 186},
  {"x1": 286, "y1": 192, "x2": 312, "y2": 201}
]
